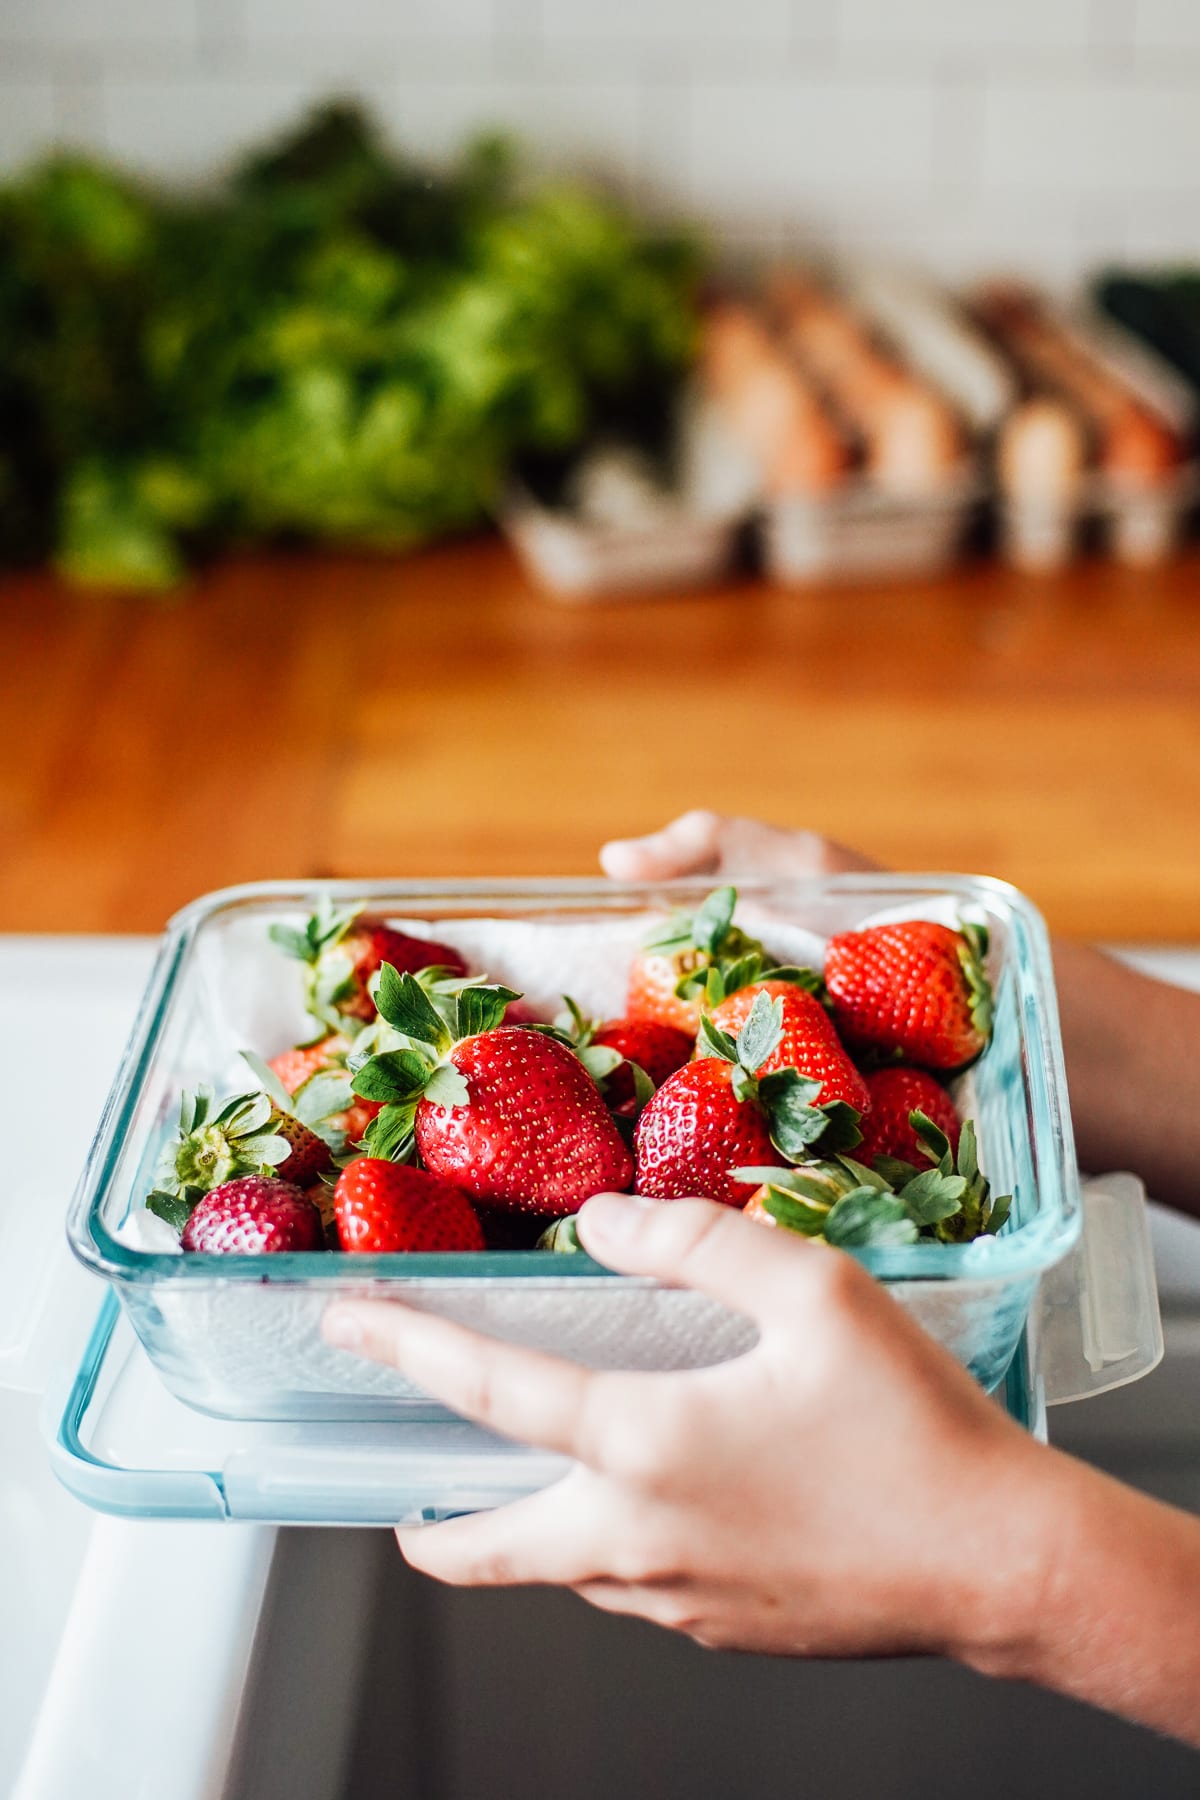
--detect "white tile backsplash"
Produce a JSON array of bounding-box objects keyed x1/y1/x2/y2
[
  {"x1": 1, "y1": 0, "x2": 1198, "y2": 277},
  {"x1": 0, "y1": 79, "x2": 58, "y2": 166},
  {"x1": 1135, "y1": 0, "x2": 1200, "y2": 49},
  {"x1": 1, "y1": 0, "x2": 198, "y2": 49},
  {"x1": 388, "y1": 75, "x2": 644, "y2": 187},
  {"x1": 541, "y1": 0, "x2": 794, "y2": 49},
  {"x1": 683, "y1": 76, "x2": 937, "y2": 212},
  {"x1": 98, "y1": 74, "x2": 390, "y2": 177},
  {"x1": 981, "y1": 78, "x2": 1200, "y2": 194},
  {"x1": 244, "y1": 0, "x2": 495, "y2": 47},
  {"x1": 839, "y1": 0, "x2": 1093, "y2": 52}
]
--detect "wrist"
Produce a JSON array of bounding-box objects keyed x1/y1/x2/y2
[{"x1": 942, "y1": 1434, "x2": 1083, "y2": 1682}]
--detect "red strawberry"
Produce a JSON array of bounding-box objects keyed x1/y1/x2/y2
[
  {"x1": 303, "y1": 1178, "x2": 338, "y2": 1240},
  {"x1": 335, "y1": 916, "x2": 467, "y2": 1021},
  {"x1": 268, "y1": 1033, "x2": 350, "y2": 1096},
  {"x1": 270, "y1": 901, "x2": 468, "y2": 1029},
  {"x1": 501, "y1": 999, "x2": 545, "y2": 1027},
  {"x1": 627, "y1": 952, "x2": 707, "y2": 1035},
  {"x1": 824, "y1": 920, "x2": 993, "y2": 1071},
  {"x1": 416, "y1": 1031, "x2": 632, "y2": 1216},
  {"x1": 636, "y1": 1058, "x2": 785, "y2": 1207},
  {"x1": 857, "y1": 1068, "x2": 961, "y2": 1167},
  {"x1": 592, "y1": 1017, "x2": 696, "y2": 1115},
  {"x1": 269, "y1": 1108, "x2": 334, "y2": 1186},
  {"x1": 340, "y1": 1096, "x2": 384, "y2": 1146},
  {"x1": 333, "y1": 1160, "x2": 485, "y2": 1253},
  {"x1": 626, "y1": 885, "x2": 766, "y2": 1033},
  {"x1": 353, "y1": 973, "x2": 634, "y2": 1217},
  {"x1": 708, "y1": 980, "x2": 869, "y2": 1115},
  {"x1": 181, "y1": 1176, "x2": 323, "y2": 1254},
  {"x1": 156, "y1": 1085, "x2": 331, "y2": 1201},
  {"x1": 267, "y1": 1036, "x2": 382, "y2": 1148},
  {"x1": 634, "y1": 989, "x2": 862, "y2": 1208}
]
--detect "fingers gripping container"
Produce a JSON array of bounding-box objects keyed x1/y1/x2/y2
[{"x1": 68, "y1": 876, "x2": 1082, "y2": 1424}]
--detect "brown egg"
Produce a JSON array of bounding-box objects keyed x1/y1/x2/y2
[
  {"x1": 997, "y1": 397, "x2": 1088, "y2": 505},
  {"x1": 867, "y1": 383, "x2": 963, "y2": 494},
  {"x1": 1103, "y1": 405, "x2": 1183, "y2": 482}
]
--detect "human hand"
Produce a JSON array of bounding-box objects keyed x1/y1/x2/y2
[
  {"x1": 599, "y1": 809, "x2": 880, "y2": 884},
  {"x1": 321, "y1": 1192, "x2": 1053, "y2": 1668}
]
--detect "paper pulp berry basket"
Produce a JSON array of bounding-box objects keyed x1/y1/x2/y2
[{"x1": 69, "y1": 874, "x2": 1090, "y2": 1424}]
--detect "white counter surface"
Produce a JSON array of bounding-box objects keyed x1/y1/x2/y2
[{"x1": 0, "y1": 937, "x2": 279, "y2": 1800}]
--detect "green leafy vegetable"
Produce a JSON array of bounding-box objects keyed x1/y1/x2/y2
[{"x1": 0, "y1": 104, "x2": 700, "y2": 587}]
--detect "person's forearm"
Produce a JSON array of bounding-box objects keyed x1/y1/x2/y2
[
  {"x1": 968, "y1": 1449, "x2": 1200, "y2": 1747},
  {"x1": 1052, "y1": 940, "x2": 1200, "y2": 1217}
]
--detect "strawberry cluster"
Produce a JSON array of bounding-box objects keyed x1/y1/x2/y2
[{"x1": 142, "y1": 889, "x2": 1009, "y2": 1259}]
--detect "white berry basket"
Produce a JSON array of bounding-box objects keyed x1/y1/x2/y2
[{"x1": 68, "y1": 875, "x2": 1091, "y2": 1422}]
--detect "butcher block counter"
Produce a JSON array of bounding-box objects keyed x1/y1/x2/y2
[{"x1": 2, "y1": 537, "x2": 1198, "y2": 940}]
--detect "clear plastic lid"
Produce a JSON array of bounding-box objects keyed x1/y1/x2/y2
[{"x1": 1039, "y1": 1173, "x2": 1164, "y2": 1405}]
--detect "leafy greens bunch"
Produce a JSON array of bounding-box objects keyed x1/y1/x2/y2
[{"x1": 0, "y1": 104, "x2": 700, "y2": 589}]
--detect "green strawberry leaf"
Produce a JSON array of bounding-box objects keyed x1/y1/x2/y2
[
  {"x1": 815, "y1": 1101, "x2": 864, "y2": 1155},
  {"x1": 911, "y1": 1109, "x2": 953, "y2": 1170},
  {"x1": 239, "y1": 1048, "x2": 294, "y2": 1116},
  {"x1": 696, "y1": 1013, "x2": 739, "y2": 1065},
  {"x1": 375, "y1": 965, "x2": 452, "y2": 1052},
  {"x1": 526, "y1": 1024, "x2": 579, "y2": 1048},
  {"x1": 871, "y1": 1154, "x2": 921, "y2": 1189},
  {"x1": 455, "y1": 984, "x2": 522, "y2": 1040},
  {"x1": 824, "y1": 1191, "x2": 920, "y2": 1248},
  {"x1": 422, "y1": 1063, "x2": 470, "y2": 1112},
  {"x1": 554, "y1": 995, "x2": 592, "y2": 1043},
  {"x1": 268, "y1": 923, "x2": 313, "y2": 962},
  {"x1": 579, "y1": 1044, "x2": 623, "y2": 1082},
  {"x1": 986, "y1": 1192, "x2": 1013, "y2": 1235},
  {"x1": 897, "y1": 1168, "x2": 967, "y2": 1226},
  {"x1": 629, "y1": 1061, "x2": 657, "y2": 1112},
  {"x1": 715, "y1": 951, "x2": 765, "y2": 1000},
  {"x1": 293, "y1": 1071, "x2": 354, "y2": 1127},
  {"x1": 761, "y1": 964, "x2": 828, "y2": 1003},
  {"x1": 352, "y1": 1047, "x2": 434, "y2": 1105},
  {"x1": 240, "y1": 1091, "x2": 276, "y2": 1135},
  {"x1": 536, "y1": 1216, "x2": 583, "y2": 1253},
  {"x1": 308, "y1": 898, "x2": 360, "y2": 955},
  {"x1": 643, "y1": 907, "x2": 696, "y2": 952},
  {"x1": 756, "y1": 1068, "x2": 826, "y2": 1158},
  {"x1": 692, "y1": 885, "x2": 737, "y2": 957},
  {"x1": 145, "y1": 1190, "x2": 193, "y2": 1231},
  {"x1": 957, "y1": 1118, "x2": 980, "y2": 1186},
  {"x1": 761, "y1": 1186, "x2": 832, "y2": 1236},
  {"x1": 311, "y1": 950, "x2": 356, "y2": 1024},
  {"x1": 363, "y1": 1101, "x2": 418, "y2": 1162},
  {"x1": 674, "y1": 964, "x2": 715, "y2": 1003},
  {"x1": 733, "y1": 991, "x2": 784, "y2": 1075},
  {"x1": 957, "y1": 922, "x2": 994, "y2": 1044},
  {"x1": 730, "y1": 1065, "x2": 759, "y2": 1105},
  {"x1": 761, "y1": 1165, "x2": 842, "y2": 1207},
  {"x1": 239, "y1": 1133, "x2": 292, "y2": 1167},
  {"x1": 834, "y1": 1155, "x2": 892, "y2": 1194},
  {"x1": 730, "y1": 1164, "x2": 800, "y2": 1187}
]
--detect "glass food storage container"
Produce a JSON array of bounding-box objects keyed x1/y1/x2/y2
[{"x1": 67, "y1": 875, "x2": 1082, "y2": 1423}]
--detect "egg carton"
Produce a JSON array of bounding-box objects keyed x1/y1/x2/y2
[
  {"x1": 984, "y1": 299, "x2": 1199, "y2": 572},
  {"x1": 714, "y1": 262, "x2": 1010, "y2": 586}
]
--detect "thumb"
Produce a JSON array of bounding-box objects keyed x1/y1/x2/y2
[
  {"x1": 599, "y1": 810, "x2": 723, "y2": 881},
  {"x1": 577, "y1": 1191, "x2": 839, "y2": 1327}
]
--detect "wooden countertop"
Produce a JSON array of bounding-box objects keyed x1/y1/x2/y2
[{"x1": 3, "y1": 537, "x2": 1199, "y2": 939}]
